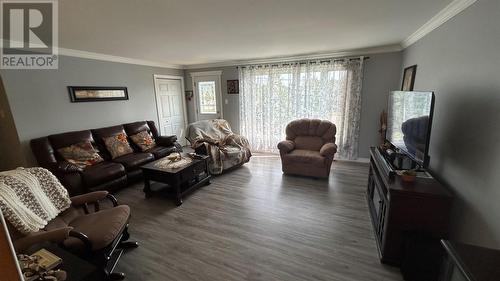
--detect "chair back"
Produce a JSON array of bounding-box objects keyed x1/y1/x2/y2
[
  {"x1": 186, "y1": 119, "x2": 233, "y2": 143},
  {"x1": 285, "y1": 119, "x2": 336, "y2": 151}
]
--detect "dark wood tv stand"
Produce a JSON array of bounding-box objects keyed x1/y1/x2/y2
[{"x1": 367, "y1": 146, "x2": 453, "y2": 265}]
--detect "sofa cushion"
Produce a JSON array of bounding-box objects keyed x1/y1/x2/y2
[
  {"x1": 65, "y1": 205, "x2": 130, "y2": 251},
  {"x1": 82, "y1": 161, "x2": 126, "y2": 187},
  {"x1": 294, "y1": 136, "x2": 324, "y2": 151},
  {"x1": 103, "y1": 132, "x2": 134, "y2": 159},
  {"x1": 146, "y1": 146, "x2": 176, "y2": 159},
  {"x1": 113, "y1": 152, "x2": 154, "y2": 171},
  {"x1": 282, "y1": 149, "x2": 325, "y2": 167},
  {"x1": 130, "y1": 130, "x2": 156, "y2": 152},
  {"x1": 57, "y1": 141, "x2": 104, "y2": 169},
  {"x1": 91, "y1": 125, "x2": 130, "y2": 159}
]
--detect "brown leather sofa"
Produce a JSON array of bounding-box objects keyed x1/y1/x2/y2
[
  {"x1": 278, "y1": 119, "x2": 337, "y2": 178},
  {"x1": 31, "y1": 121, "x2": 180, "y2": 195}
]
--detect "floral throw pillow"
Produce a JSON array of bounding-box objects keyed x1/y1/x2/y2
[
  {"x1": 57, "y1": 141, "x2": 104, "y2": 169},
  {"x1": 130, "y1": 130, "x2": 156, "y2": 152},
  {"x1": 103, "y1": 132, "x2": 134, "y2": 159}
]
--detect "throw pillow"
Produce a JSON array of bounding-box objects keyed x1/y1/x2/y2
[
  {"x1": 130, "y1": 130, "x2": 156, "y2": 151},
  {"x1": 103, "y1": 132, "x2": 134, "y2": 159},
  {"x1": 57, "y1": 141, "x2": 104, "y2": 169}
]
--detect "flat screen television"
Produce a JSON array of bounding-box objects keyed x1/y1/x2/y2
[{"x1": 386, "y1": 91, "x2": 435, "y2": 168}]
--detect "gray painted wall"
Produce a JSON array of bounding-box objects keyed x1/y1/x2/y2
[
  {"x1": 185, "y1": 52, "x2": 402, "y2": 158},
  {"x1": 184, "y1": 66, "x2": 240, "y2": 132},
  {"x1": 0, "y1": 55, "x2": 183, "y2": 165},
  {"x1": 359, "y1": 52, "x2": 402, "y2": 158},
  {"x1": 402, "y1": 0, "x2": 500, "y2": 248}
]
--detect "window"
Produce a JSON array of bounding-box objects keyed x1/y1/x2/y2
[
  {"x1": 190, "y1": 71, "x2": 223, "y2": 119},
  {"x1": 239, "y1": 59, "x2": 364, "y2": 159},
  {"x1": 198, "y1": 81, "x2": 217, "y2": 114}
]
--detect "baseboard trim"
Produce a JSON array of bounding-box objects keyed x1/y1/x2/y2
[{"x1": 335, "y1": 157, "x2": 370, "y2": 164}]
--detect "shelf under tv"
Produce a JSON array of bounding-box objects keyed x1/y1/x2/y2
[
  {"x1": 366, "y1": 146, "x2": 453, "y2": 268},
  {"x1": 375, "y1": 146, "x2": 431, "y2": 179}
]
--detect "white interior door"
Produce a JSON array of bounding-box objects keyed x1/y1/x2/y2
[
  {"x1": 154, "y1": 76, "x2": 188, "y2": 145},
  {"x1": 192, "y1": 71, "x2": 223, "y2": 121}
]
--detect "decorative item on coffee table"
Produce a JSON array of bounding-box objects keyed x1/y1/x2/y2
[{"x1": 140, "y1": 153, "x2": 210, "y2": 206}]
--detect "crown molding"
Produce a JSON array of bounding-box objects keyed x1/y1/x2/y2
[
  {"x1": 401, "y1": 0, "x2": 477, "y2": 49},
  {"x1": 59, "y1": 47, "x2": 184, "y2": 69},
  {"x1": 0, "y1": 39, "x2": 185, "y2": 69},
  {"x1": 183, "y1": 44, "x2": 402, "y2": 70}
]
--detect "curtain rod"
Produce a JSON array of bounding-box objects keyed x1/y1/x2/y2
[{"x1": 236, "y1": 56, "x2": 369, "y2": 68}]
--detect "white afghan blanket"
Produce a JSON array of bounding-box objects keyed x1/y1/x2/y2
[{"x1": 0, "y1": 167, "x2": 71, "y2": 234}]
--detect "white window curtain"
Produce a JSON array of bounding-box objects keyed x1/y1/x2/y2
[{"x1": 239, "y1": 57, "x2": 364, "y2": 160}]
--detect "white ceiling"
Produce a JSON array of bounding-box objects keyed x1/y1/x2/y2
[{"x1": 59, "y1": 0, "x2": 453, "y2": 67}]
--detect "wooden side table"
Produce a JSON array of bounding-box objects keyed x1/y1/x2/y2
[
  {"x1": 26, "y1": 243, "x2": 104, "y2": 281},
  {"x1": 141, "y1": 154, "x2": 211, "y2": 206}
]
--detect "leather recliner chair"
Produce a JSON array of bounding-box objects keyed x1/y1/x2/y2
[
  {"x1": 8, "y1": 191, "x2": 136, "y2": 280},
  {"x1": 278, "y1": 119, "x2": 337, "y2": 178}
]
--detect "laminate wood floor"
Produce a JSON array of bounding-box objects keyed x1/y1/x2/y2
[{"x1": 114, "y1": 156, "x2": 402, "y2": 281}]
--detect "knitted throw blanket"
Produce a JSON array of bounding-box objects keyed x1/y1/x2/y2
[{"x1": 0, "y1": 167, "x2": 71, "y2": 234}]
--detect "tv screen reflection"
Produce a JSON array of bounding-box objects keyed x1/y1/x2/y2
[{"x1": 387, "y1": 91, "x2": 434, "y2": 164}]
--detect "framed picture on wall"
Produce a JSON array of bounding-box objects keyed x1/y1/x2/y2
[
  {"x1": 68, "y1": 86, "x2": 129, "y2": 102},
  {"x1": 185, "y1": 90, "x2": 193, "y2": 101},
  {"x1": 227, "y1": 80, "x2": 239, "y2": 94},
  {"x1": 401, "y1": 65, "x2": 417, "y2": 91}
]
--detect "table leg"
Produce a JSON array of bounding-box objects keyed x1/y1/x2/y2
[
  {"x1": 174, "y1": 182, "x2": 183, "y2": 206},
  {"x1": 143, "y1": 178, "x2": 151, "y2": 198}
]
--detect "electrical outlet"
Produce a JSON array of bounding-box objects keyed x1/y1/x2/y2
[{"x1": 225, "y1": 99, "x2": 228, "y2": 105}]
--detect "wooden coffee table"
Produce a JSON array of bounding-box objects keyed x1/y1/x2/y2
[{"x1": 140, "y1": 154, "x2": 211, "y2": 206}]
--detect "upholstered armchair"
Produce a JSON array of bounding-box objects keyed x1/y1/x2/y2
[
  {"x1": 278, "y1": 119, "x2": 337, "y2": 178},
  {"x1": 186, "y1": 119, "x2": 251, "y2": 175}
]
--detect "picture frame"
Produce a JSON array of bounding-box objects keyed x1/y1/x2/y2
[
  {"x1": 185, "y1": 90, "x2": 193, "y2": 101},
  {"x1": 68, "y1": 86, "x2": 129, "y2": 102},
  {"x1": 401, "y1": 65, "x2": 417, "y2": 91},
  {"x1": 227, "y1": 80, "x2": 239, "y2": 94}
]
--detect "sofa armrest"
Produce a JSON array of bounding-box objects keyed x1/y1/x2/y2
[
  {"x1": 45, "y1": 161, "x2": 82, "y2": 175},
  {"x1": 194, "y1": 144, "x2": 208, "y2": 155},
  {"x1": 14, "y1": 227, "x2": 73, "y2": 252},
  {"x1": 57, "y1": 161, "x2": 83, "y2": 173},
  {"x1": 44, "y1": 162, "x2": 86, "y2": 196},
  {"x1": 277, "y1": 140, "x2": 295, "y2": 153},
  {"x1": 320, "y1": 143, "x2": 337, "y2": 157},
  {"x1": 156, "y1": 135, "x2": 177, "y2": 146}
]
